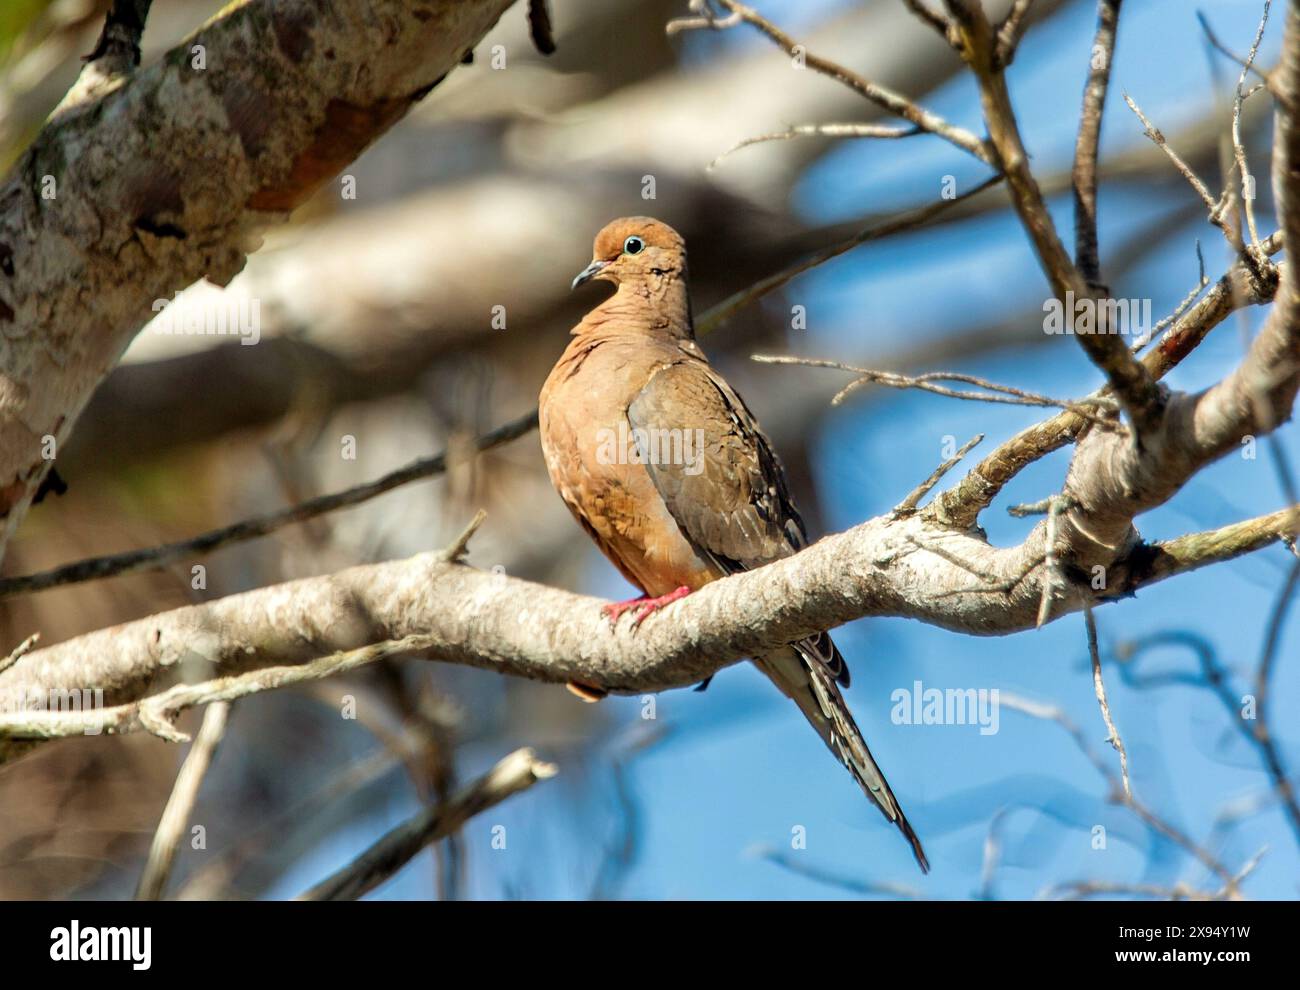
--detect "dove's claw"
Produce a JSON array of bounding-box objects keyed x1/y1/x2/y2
[
  {"x1": 630, "y1": 586, "x2": 692, "y2": 626},
  {"x1": 602, "y1": 595, "x2": 648, "y2": 626},
  {"x1": 602, "y1": 586, "x2": 692, "y2": 627}
]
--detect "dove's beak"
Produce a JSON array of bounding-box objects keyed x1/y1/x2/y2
[{"x1": 571, "y1": 259, "x2": 610, "y2": 290}]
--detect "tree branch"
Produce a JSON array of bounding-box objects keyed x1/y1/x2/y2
[
  {"x1": 996, "y1": 0, "x2": 1038, "y2": 67},
  {"x1": 2, "y1": 500, "x2": 1297, "y2": 763},
  {"x1": 1001, "y1": 693, "x2": 1238, "y2": 887},
  {"x1": 1072, "y1": 0, "x2": 1122, "y2": 287},
  {"x1": 708, "y1": 121, "x2": 923, "y2": 170},
  {"x1": 0, "y1": 412, "x2": 536, "y2": 601},
  {"x1": 929, "y1": 231, "x2": 1284, "y2": 530},
  {"x1": 0, "y1": 635, "x2": 439, "y2": 742},
  {"x1": 135, "y1": 700, "x2": 230, "y2": 900},
  {"x1": 297, "y1": 747, "x2": 556, "y2": 900},
  {"x1": 697, "y1": 175, "x2": 1002, "y2": 335},
  {"x1": 668, "y1": 0, "x2": 994, "y2": 165},
  {"x1": 945, "y1": 0, "x2": 1162, "y2": 433},
  {"x1": 0, "y1": 0, "x2": 518, "y2": 566}
]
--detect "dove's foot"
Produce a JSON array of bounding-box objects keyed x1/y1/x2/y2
[
  {"x1": 602, "y1": 586, "x2": 692, "y2": 627},
  {"x1": 602, "y1": 594, "x2": 648, "y2": 625}
]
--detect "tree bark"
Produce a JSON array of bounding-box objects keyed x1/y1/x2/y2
[{"x1": 0, "y1": 0, "x2": 517, "y2": 564}]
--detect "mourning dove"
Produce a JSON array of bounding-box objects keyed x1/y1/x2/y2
[{"x1": 539, "y1": 217, "x2": 929, "y2": 872}]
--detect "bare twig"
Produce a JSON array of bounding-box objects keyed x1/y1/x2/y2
[
  {"x1": 1224, "y1": 846, "x2": 1269, "y2": 893},
  {"x1": 995, "y1": 0, "x2": 1038, "y2": 66},
  {"x1": 893, "y1": 434, "x2": 985, "y2": 517},
  {"x1": 1123, "y1": 89, "x2": 1272, "y2": 291},
  {"x1": 1072, "y1": 1, "x2": 1122, "y2": 287},
  {"x1": 0, "y1": 632, "x2": 38, "y2": 676},
  {"x1": 667, "y1": 0, "x2": 994, "y2": 165},
  {"x1": 1001, "y1": 693, "x2": 1237, "y2": 887},
  {"x1": 752, "y1": 355, "x2": 1118, "y2": 422},
  {"x1": 1232, "y1": 0, "x2": 1273, "y2": 258},
  {"x1": 1083, "y1": 603, "x2": 1130, "y2": 798},
  {"x1": 135, "y1": 701, "x2": 230, "y2": 900},
  {"x1": 0, "y1": 635, "x2": 437, "y2": 741},
  {"x1": 709, "y1": 122, "x2": 922, "y2": 170},
  {"x1": 1198, "y1": 10, "x2": 1274, "y2": 89},
  {"x1": 1035, "y1": 495, "x2": 1073, "y2": 627},
  {"x1": 698, "y1": 175, "x2": 1002, "y2": 335},
  {"x1": 945, "y1": 0, "x2": 1162, "y2": 432},
  {"x1": 1123, "y1": 93, "x2": 1222, "y2": 214},
  {"x1": 297, "y1": 748, "x2": 557, "y2": 900},
  {"x1": 1130, "y1": 240, "x2": 1208, "y2": 352},
  {"x1": 441, "y1": 509, "x2": 488, "y2": 564},
  {"x1": 0, "y1": 412, "x2": 535, "y2": 601}
]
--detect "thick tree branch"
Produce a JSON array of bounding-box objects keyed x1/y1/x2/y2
[
  {"x1": 2, "y1": 498, "x2": 1296, "y2": 763},
  {"x1": 84, "y1": 1, "x2": 153, "y2": 71},
  {"x1": 0, "y1": 0, "x2": 517, "y2": 566}
]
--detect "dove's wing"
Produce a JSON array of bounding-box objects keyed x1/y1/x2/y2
[{"x1": 627, "y1": 358, "x2": 928, "y2": 872}]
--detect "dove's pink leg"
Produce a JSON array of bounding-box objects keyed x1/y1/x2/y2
[
  {"x1": 602, "y1": 586, "x2": 692, "y2": 627},
  {"x1": 602, "y1": 595, "x2": 649, "y2": 625}
]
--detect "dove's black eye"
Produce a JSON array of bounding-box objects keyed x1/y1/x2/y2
[{"x1": 623, "y1": 236, "x2": 645, "y2": 255}]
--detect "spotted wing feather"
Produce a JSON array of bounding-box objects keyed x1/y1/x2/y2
[{"x1": 627, "y1": 359, "x2": 848, "y2": 685}]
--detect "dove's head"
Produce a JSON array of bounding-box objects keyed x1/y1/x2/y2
[{"x1": 571, "y1": 217, "x2": 687, "y2": 291}]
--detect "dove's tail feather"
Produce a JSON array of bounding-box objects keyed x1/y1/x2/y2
[{"x1": 755, "y1": 643, "x2": 930, "y2": 874}]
